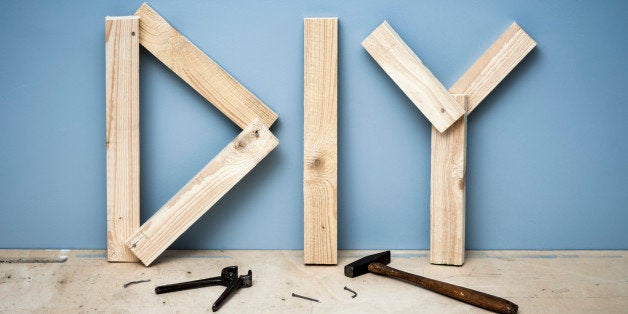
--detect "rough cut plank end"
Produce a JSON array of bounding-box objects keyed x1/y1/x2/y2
[
  {"x1": 305, "y1": 17, "x2": 338, "y2": 20},
  {"x1": 105, "y1": 16, "x2": 140, "y2": 21},
  {"x1": 511, "y1": 22, "x2": 538, "y2": 47},
  {"x1": 430, "y1": 94, "x2": 467, "y2": 266}
]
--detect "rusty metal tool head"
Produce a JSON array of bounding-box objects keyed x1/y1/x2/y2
[
  {"x1": 212, "y1": 269, "x2": 252, "y2": 312},
  {"x1": 155, "y1": 266, "x2": 252, "y2": 312},
  {"x1": 345, "y1": 251, "x2": 518, "y2": 314},
  {"x1": 344, "y1": 250, "x2": 391, "y2": 278}
]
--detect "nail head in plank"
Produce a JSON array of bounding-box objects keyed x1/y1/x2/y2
[
  {"x1": 362, "y1": 21, "x2": 465, "y2": 133},
  {"x1": 105, "y1": 16, "x2": 140, "y2": 263},
  {"x1": 126, "y1": 119, "x2": 278, "y2": 266},
  {"x1": 430, "y1": 94, "x2": 467, "y2": 266},
  {"x1": 449, "y1": 22, "x2": 537, "y2": 114},
  {"x1": 134, "y1": 3, "x2": 278, "y2": 129},
  {"x1": 303, "y1": 18, "x2": 338, "y2": 265}
]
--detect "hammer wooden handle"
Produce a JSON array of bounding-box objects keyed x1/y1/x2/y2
[{"x1": 368, "y1": 262, "x2": 518, "y2": 314}]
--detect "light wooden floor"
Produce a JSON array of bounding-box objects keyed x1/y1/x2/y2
[{"x1": 1, "y1": 250, "x2": 626, "y2": 313}]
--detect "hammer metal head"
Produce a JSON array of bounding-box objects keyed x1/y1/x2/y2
[{"x1": 344, "y1": 251, "x2": 391, "y2": 278}]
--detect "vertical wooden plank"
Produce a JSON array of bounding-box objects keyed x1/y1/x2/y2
[
  {"x1": 126, "y1": 119, "x2": 278, "y2": 266},
  {"x1": 362, "y1": 21, "x2": 465, "y2": 133},
  {"x1": 134, "y1": 3, "x2": 278, "y2": 129},
  {"x1": 303, "y1": 18, "x2": 338, "y2": 265},
  {"x1": 449, "y1": 22, "x2": 537, "y2": 114},
  {"x1": 105, "y1": 16, "x2": 140, "y2": 262},
  {"x1": 430, "y1": 95, "x2": 467, "y2": 265},
  {"x1": 429, "y1": 23, "x2": 535, "y2": 265}
]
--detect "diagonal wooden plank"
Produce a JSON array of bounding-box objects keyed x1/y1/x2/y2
[
  {"x1": 362, "y1": 21, "x2": 465, "y2": 133},
  {"x1": 449, "y1": 22, "x2": 537, "y2": 114},
  {"x1": 134, "y1": 3, "x2": 278, "y2": 129},
  {"x1": 303, "y1": 18, "x2": 338, "y2": 265},
  {"x1": 126, "y1": 119, "x2": 278, "y2": 266},
  {"x1": 430, "y1": 23, "x2": 536, "y2": 265},
  {"x1": 430, "y1": 95, "x2": 467, "y2": 266},
  {"x1": 105, "y1": 16, "x2": 140, "y2": 263}
]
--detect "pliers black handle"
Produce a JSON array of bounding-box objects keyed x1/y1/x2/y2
[{"x1": 154, "y1": 266, "x2": 252, "y2": 312}]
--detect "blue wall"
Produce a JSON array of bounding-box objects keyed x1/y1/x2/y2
[{"x1": 1, "y1": 0, "x2": 627, "y2": 250}]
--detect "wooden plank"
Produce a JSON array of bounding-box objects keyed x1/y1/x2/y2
[
  {"x1": 105, "y1": 16, "x2": 140, "y2": 263},
  {"x1": 449, "y1": 22, "x2": 537, "y2": 114},
  {"x1": 134, "y1": 3, "x2": 278, "y2": 129},
  {"x1": 428, "y1": 24, "x2": 535, "y2": 265},
  {"x1": 303, "y1": 18, "x2": 338, "y2": 265},
  {"x1": 126, "y1": 119, "x2": 278, "y2": 266},
  {"x1": 362, "y1": 21, "x2": 465, "y2": 133},
  {"x1": 430, "y1": 94, "x2": 467, "y2": 266}
]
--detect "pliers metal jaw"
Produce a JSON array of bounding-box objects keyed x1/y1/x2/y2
[{"x1": 155, "y1": 266, "x2": 253, "y2": 312}]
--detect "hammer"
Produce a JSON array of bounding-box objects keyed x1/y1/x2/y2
[{"x1": 345, "y1": 251, "x2": 518, "y2": 314}]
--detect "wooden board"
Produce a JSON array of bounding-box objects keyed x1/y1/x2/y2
[
  {"x1": 430, "y1": 95, "x2": 467, "y2": 266},
  {"x1": 2, "y1": 249, "x2": 627, "y2": 313},
  {"x1": 105, "y1": 16, "x2": 140, "y2": 263},
  {"x1": 303, "y1": 18, "x2": 338, "y2": 265},
  {"x1": 428, "y1": 23, "x2": 536, "y2": 265},
  {"x1": 134, "y1": 3, "x2": 278, "y2": 129},
  {"x1": 126, "y1": 119, "x2": 278, "y2": 266},
  {"x1": 362, "y1": 21, "x2": 465, "y2": 133},
  {"x1": 449, "y1": 22, "x2": 537, "y2": 114}
]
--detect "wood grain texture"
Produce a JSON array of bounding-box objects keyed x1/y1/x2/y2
[
  {"x1": 303, "y1": 18, "x2": 338, "y2": 265},
  {"x1": 126, "y1": 119, "x2": 278, "y2": 266},
  {"x1": 430, "y1": 95, "x2": 467, "y2": 266},
  {"x1": 362, "y1": 21, "x2": 465, "y2": 133},
  {"x1": 429, "y1": 23, "x2": 535, "y2": 265},
  {"x1": 105, "y1": 16, "x2": 140, "y2": 263},
  {"x1": 134, "y1": 3, "x2": 277, "y2": 129},
  {"x1": 449, "y1": 22, "x2": 537, "y2": 114}
]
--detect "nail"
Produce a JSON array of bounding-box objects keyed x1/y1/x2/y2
[
  {"x1": 291, "y1": 293, "x2": 320, "y2": 303},
  {"x1": 344, "y1": 286, "x2": 357, "y2": 298}
]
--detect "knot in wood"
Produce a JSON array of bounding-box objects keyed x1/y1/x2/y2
[
  {"x1": 307, "y1": 157, "x2": 323, "y2": 169},
  {"x1": 233, "y1": 141, "x2": 245, "y2": 150}
]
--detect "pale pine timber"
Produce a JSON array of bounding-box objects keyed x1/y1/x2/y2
[
  {"x1": 449, "y1": 22, "x2": 537, "y2": 114},
  {"x1": 362, "y1": 21, "x2": 465, "y2": 133},
  {"x1": 430, "y1": 95, "x2": 467, "y2": 266},
  {"x1": 429, "y1": 23, "x2": 536, "y2": 265},
  {"x1": 303, "y1": 18, "x2": 338, "y2": 265},
  {"x1": 134, "y1": 3, "x2": 277, "y2": 129},
  {"x1": 126, "y1": 119, "x2": 278, "y2": 266},
  {"x1": 105, "y1": 16, "x2": 140, "y2": 263}
]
